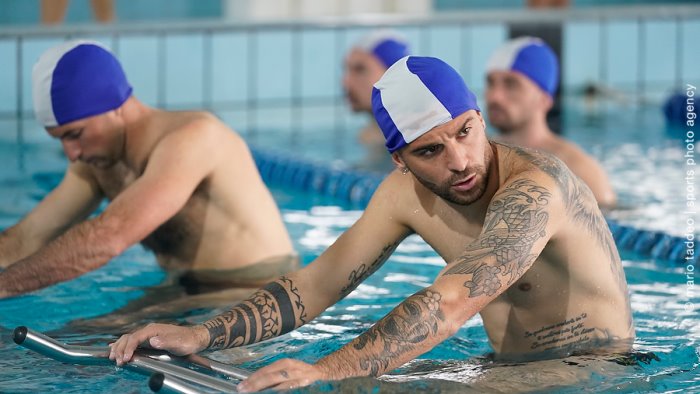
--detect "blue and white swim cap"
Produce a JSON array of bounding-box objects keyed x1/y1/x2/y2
[
  {"x1": 32, "y1": 40, "x2": 132, "y2": 127},
  {"x1": 372, "y1": 56, "x2": 480, "y2": 154},
  {"x1": 486, "y1": 37, "x2": 559, "y2": 97},
  {"x1": 355, "y1": 29, "x2": 410, "y2": 69}
]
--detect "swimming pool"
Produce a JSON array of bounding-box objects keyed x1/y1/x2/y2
[{"x1": 0, "y1": 97, "x2": 698, "y2": 393}]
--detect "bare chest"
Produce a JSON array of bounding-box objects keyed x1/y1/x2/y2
[{"x1": 93, "y1": 166, "x2": 207, "y2": 264}]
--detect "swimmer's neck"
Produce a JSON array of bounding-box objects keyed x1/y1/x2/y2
[{"x1": 120, "y1": 98, "x2": 161, "y2": 170}]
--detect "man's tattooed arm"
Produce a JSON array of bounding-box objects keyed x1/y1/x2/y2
[
  {"x1": 339, "y1": 240, "x2": 400, "y2": 299},
  {"x1": 316, "y1": 289, "x2": 448, "y2": 379},
  {"x1": 202, "y1": 276, "x2": 308, "y2": 350},
  {"x1": 314, "y1": 178, "x2": 560, "y2": 379},
  {"x1": 442, "y1": 177, "x2": 555, "y2": 293}
]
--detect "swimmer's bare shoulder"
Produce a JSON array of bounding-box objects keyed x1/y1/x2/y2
[
  {"x1": 149, "y1": 111, "x2": 249, "y2": 165},
  {"x1": 368, "y1": 168, "x2": 424, "y2": 224},
  {"x1": 540, "y1": 137, "x2": 616, "y2": 207}
]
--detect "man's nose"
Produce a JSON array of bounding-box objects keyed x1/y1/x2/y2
[
  {"x1": 62, "y1": 140, "x2": 81, "y2": 161},
  {"x1": 445, "y1": 143, "x2": 469, "y2": 173}
]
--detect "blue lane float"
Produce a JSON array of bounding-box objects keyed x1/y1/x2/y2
[{"x1": 251, "y1": 147, "x2": 697, "y2": 265}]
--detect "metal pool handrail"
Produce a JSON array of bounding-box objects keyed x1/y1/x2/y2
[
  {"x1": 12, "y1": 326, "x2": 248, "y2": 393},
  {"x1": 149, "y1": 373, "x2": 207, "y2": 394}
]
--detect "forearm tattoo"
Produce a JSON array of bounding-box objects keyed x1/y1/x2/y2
[
  {"x1": 203, "y1": 276, "x2": 307, "y2": 349},
  {"x1": 351, "y1": 289, "x2": 445, "y2": 377},
  {"x1": 339, "y1": 241, "x2": 400, "y2": 299},
  {"x1": 444, "y1": 178, "x2": 551, "y2": 296}
]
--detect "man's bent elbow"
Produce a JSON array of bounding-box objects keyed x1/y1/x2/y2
[{"x1": 432, "y1": 287, "x2": 480, "y2": 338}]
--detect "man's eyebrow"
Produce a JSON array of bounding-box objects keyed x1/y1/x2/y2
[
  {"x1": 60, "y1": 128, "x2": 81, "y2": 138},
  {"x1": 409, "y1": 141, "x2": 437, "y2": 153}
]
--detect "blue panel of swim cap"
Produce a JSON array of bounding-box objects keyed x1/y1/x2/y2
[
  {"x1": 510, "y1": 43, "x2": 559, "y2": 96},
  {"x1": 51, "y1": 44, "x2": 132, "y2": 125},
  {"x1": 371, "y1": 86, "x2": 407, "y2": 153},
  {"x1": 373, "y1": 39, "x2": 410, "y2": 69},
  {"x1": 663, "y1": 92, "x2": 688, "y2": 129},
  {"x1": 406, "y1": 56, "x2": 481, "y2": 120}
]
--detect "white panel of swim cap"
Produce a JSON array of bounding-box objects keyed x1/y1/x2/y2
[
  {"x1": 32, "y1": 39, "x2": 108, "y2": 127},
  {"x1": 485, "y1": 37, "x2": 542, "y2": 72},
  {"x1": 376, "y1": 57, "x2": 452, "y2": 144},
  {"x1": 356, "y1": 28, "x2": 406, "y2": 52}
]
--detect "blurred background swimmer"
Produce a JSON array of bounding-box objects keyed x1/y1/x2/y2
[
  {"x1": 342, "y1": 29, "x2": 410, "y2": 172},
  {"x1": 41, "y1": 0, "x2": 115, "y2": 25},
  {"x1": 0, "y1": 40, "x2": 296, "y2": 324},
  {"x1": 485, "y1": 36, "x2": 616, "y2": 207}
]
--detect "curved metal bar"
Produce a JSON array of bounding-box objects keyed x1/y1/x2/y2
[
  {"x1": 187, "y1": 353, "x2": 252, "y2": 381},
  {"x1": 128, "y1": 355, "x2": 239, "y2": 392},
  {"x1": 149, "y1": 373, "x2": 206, "y2": 394},
  {"x1": 13, "y1": 326, "x2": 110, "y2": 365},
  {"x1": 13, "y1": 326, "x2": 248, "y2": 393}
]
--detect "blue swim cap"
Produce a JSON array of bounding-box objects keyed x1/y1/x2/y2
[
  {"x1": 663, "y1": 92, "x2": 688, "y2": 128},
  {"x1": 356, "y1": 29, "x2": 410, "y2": 69},
  {"x1": 32, "y1": 40, "x2": 132, "y2": 127},
  {"x1": 486, "y1": 37, "x2": 559, "y2": 97},
  {"x1": 372, "y1": 56, "x2": 481, "y2": 153}
]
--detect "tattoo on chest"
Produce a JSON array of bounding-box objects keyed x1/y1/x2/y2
[
  {"x1": 352, "y1": 289, "x2": 445, "y2": 377},
  {"x1": 443, "y1": 178, "x2": 551, "y2": 297},
  {"x1": 340, "y1": 241, "x2": 400, "y2": 299},
  {"x1": 203, "y1": 276, "x2": 306, "y2": 349}
]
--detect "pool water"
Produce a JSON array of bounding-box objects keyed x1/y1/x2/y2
[{"x1": 1, "y1": 100, "x2": 699, "y2": 393}]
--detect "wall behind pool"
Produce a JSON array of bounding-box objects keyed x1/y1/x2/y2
[
  {"x1": 1, "y1": 0, "x2": 697, "y2": 25},
  {"x1": 1, "y1": 8, "x2": 699, "y2": 150}
]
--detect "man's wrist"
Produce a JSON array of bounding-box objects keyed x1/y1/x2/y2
[
  {"x1": 192, "y1": 324, "x2": 211, "y2": 351},
  {"x1": 314, "y1": 356, "x2": 341, "y2": 381}
]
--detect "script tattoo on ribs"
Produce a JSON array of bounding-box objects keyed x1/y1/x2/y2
[
  {"x1": 203, "y1": 276, "x2": 306, "y2": 349},
  {"x1": 443, "y1": 178, "x2": 552, "y2": 297}
]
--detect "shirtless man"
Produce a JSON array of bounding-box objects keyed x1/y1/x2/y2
[
  {"x1": 0, "y1": 40, "x2": 295, "y2": 299},
  {"x1": 343, "y1": 29, "x2": 409, "y2": 171},
  {"x1": 485, "y1": 37, "x2": 616, "y2": 207},
  {"x1": 110, "y1": 56, "x2": 634, "y2": 392}
]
